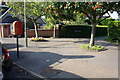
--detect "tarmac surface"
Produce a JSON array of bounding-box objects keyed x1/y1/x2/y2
[
  {"x1": 3, "y1": 64, "x2": 41, "y2": 80},
  {"x1": 0, "y1": 37, "x2": 119, "y2": 80}
]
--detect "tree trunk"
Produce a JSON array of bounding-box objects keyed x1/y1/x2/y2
[
  {"x1": 89, "y1": 23, "x2": 96, "y2": 47},
  {"x1": 33, "y1": 22, "x2": 39, "y2": 38}
]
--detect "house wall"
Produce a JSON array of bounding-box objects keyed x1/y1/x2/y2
[
  {"x1": 0, "y1": 24, "x2": 60, "y2": 38},
  {"x1": 0, "y1": 25, "x2": 11, "y2": 37},
  {"x1": 27, "y1": 29, "x2": 59, "y2": 38}
]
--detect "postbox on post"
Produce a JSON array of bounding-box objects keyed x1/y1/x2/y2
[
  {"x1": 12, "y1": 21, "x2": 22, "y2": 58},
  {"x1": 12, "y1": 21, "x2": 22, "y2": 35}
]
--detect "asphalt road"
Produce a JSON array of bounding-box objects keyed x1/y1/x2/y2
[{"x1": 3, "y1": 64, "x2": 43, "y2": 80}]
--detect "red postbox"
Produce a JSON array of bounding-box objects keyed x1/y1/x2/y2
[{"x1": 12, "y1": 21, "x2": 22, "y2": 35}]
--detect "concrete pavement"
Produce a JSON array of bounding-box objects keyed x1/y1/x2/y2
[{"x1": 0, "y1": 37, "x2": 119, "y2": 79}]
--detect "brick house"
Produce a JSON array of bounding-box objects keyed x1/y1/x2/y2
[
  {"x1": 0, "y1": 5, "x2": 19, "y2": 37},
  {"x1": 0, "y1": 15, "x2": 20, "y2": 38},
  {"x1": 0, "y1": 23, "x2": 12, "y2": 37}
]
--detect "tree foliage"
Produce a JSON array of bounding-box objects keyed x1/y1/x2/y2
[
  {"x1": 7, "y1": 2, "x2": 48, "y2": 38},
  {"x1": 46, "y1": 2, "x2": 119, "y2": 47}
]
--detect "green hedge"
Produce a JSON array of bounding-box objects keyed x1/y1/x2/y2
[
  {"x1": 100, "y1": 18, "x2": 115, "y2": 26},
  {"x1": 59, "y1": 25, "x2": 107, "y2": 38},
  {"x1": 108, "y1": 21, "x2": 120, "y2": 40}
]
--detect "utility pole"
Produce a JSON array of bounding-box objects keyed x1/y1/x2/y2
[
  {"x1": 53, "y1": 25, "x2": 56, "y2": 38},
  {"x1": 24, "y1": 0, "x2": 28, "y2": 47}
]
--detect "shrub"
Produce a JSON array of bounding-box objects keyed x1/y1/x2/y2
[
  {"x1": 108, "y1": 21, "x2": 120, "y2": 40},
  {"x1": 80, "y1": 44, "x2": 106, "y2": 51}
]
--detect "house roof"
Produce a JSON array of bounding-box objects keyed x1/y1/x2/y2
[
  {"x1": 0, "y1": 5, "x2": 19, "y2": 23},
  {"x1": 0, "y1": 15, "x2": 20, "y2": 23}
]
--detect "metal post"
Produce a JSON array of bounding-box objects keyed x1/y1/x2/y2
[
  {"x1": 53, "y1": 25, "x2": 56, "y2": 38},
  {"x1": 24, "y1": 0, "x2": 28, "y2": 47},
  {"x1": 16, "y1": 35, "x2": 19, "y2": 58}
]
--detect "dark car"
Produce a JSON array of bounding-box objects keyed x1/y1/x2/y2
[
  {"x1": 0, "y1": 42, "x2": 12, "y2": 73},
  {"x1": 2, "y1": 47, "x2": 13, "y2": 73}
]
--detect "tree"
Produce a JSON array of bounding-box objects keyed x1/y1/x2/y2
[
  {"x1": 7, "y1": 2, "x2": 47, "y2": 38},
  {"x1": 75, "y1": 2, "x2": 119, "y2": 47},
  {"x1": 46, "y1": 2, "x2": 119, "y2": 47}
]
